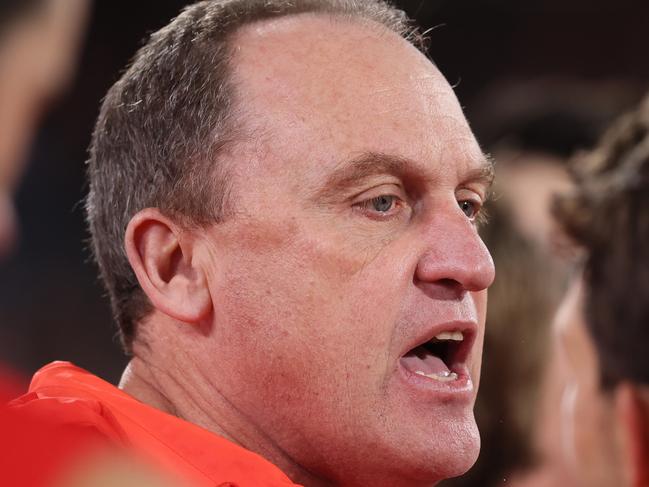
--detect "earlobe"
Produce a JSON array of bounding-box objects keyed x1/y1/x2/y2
[
  {"x1": 615, "y1": 382, "x2": 649, "y2": 487},
  {"x1": 125, "y1": 208, "x2": 212, "y2": 325}
]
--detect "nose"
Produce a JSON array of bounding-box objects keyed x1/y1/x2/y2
[{"x1": 414, "y1": 206, "x2": 495, "y2": 297}]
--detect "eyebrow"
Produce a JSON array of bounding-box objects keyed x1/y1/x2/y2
[
  {"x1": 465, "y1": 153, "x2": 496, "y2": 192},
  {"x1": 313, "y1": 151, "x2": 495, "y2": 201}
]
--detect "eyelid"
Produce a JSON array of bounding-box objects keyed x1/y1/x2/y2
[
  {"x1": 350, "y1": 182, "x2": 406, "y2": 204},
  {"x1": 464, "y1": 183, "x2": 490, "y2": 204},
  {"x1": 456, "y1": 187, "x2": 485, "y2": 204}
]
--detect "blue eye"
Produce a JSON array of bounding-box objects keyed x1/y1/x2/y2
[
  {"x1": 459, "y1": 200, "x2": 478, "y2": 219},
  {"x1": 353, "y1": 191, "x2": 409, "y2": 221},
  {"x1": 371, "y1": 195, "x2": 395, "y2": 212}
]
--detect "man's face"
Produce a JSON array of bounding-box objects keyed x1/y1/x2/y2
[
  {"x1": 553, "y1": 278, "x2": 624, "y2": 487},
  {"x1": 194, "y1": 16, "x2": 494, "y2": 485}
]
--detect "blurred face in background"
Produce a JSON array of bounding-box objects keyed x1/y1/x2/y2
[
  {"x1": 493, "y1": 150, "x2": 572, "y2": 253},
  {"x1": 553, "y1": 278, "x2": 625, "y2": 487},
  {"x1": 0, "y1": 0, "x2": 89, "y2": 258}
]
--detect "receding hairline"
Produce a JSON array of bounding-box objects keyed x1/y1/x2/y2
[
  {"x1": 220, "y1": 10, "x2": 425, "y2": 119},
  {"x1": 214, "y1": 11, "x2": 436, "y2": 199},
  {"x1": 226, "y1": 10, "x2": 429, "y2": 87},
  {"x1": 230, "y1": 9, "x2": 420, "y2": 44}
]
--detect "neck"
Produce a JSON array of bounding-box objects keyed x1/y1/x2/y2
[{"x1": 120, "y1": 349, "x2": 331, "y2": 487}]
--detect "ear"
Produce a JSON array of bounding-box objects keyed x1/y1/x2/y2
[
  {"x1": 125, "y1": 208, "x2": 212, "y2": 325},
  {"x1": 615, "y1": 382, "x2": 649, "y2": 487}
]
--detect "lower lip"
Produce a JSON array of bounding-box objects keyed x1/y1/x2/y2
[{"x1": 397, "y1": 362, "x2": 474, "y2": 401}]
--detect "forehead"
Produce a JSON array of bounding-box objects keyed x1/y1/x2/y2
[{"x1": 229, "y1": 14, "x2": 483, "y2": 183}]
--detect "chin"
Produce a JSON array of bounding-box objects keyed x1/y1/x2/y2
[
  {"x1": 425, "y1": 422, "x2": 480, "y2": 480},
  {"x1": 439, "y1": 432, "x2": 480, "y2": 479},
  {"x1": 381, "y1": 414, "x2": 481, "y2": 485}
]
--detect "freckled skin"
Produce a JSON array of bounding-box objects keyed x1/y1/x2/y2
[{"x1": 136, "y1": 15, "x2": 494, "y2": 487}]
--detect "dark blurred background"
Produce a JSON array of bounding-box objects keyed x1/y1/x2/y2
[{"x1": 1, "y1": 0, "x2": 648, "y2": 383}]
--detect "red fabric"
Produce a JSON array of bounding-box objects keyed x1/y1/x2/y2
[
  {"x1": 0, "y1": 364, "x2": 105, "y2": 487},
  {"x1": 0, "y1": 405, "x2": 106, "y2": 487},
  {"x1": 8, "y1": 361, "x2": 301, "y2": 487}
]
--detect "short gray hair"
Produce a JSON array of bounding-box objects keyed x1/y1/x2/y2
[{"x1": 86, "y1": 0, "x2": 423, "y2": 352}]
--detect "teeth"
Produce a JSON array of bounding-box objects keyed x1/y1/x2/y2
[
  {"x1": 434, "y1": 331, "x2": 463, "y2": 341},
  {"x1": 414, "y1": 370, "x2": 458, "y2": 382}
]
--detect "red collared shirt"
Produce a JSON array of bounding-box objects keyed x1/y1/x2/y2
[{"x1": 10, "y1": 362, "x2": 301, "y2": 487}]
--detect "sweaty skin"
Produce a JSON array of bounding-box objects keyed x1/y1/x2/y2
[{"x1": 122, "y1": 15, "x2": 494, "y2": 487}]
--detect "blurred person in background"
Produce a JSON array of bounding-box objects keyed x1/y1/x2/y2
[
  {"x1": 549, "y1": 93, "x2": 649, "y2": 487},
  {"x1": 442, "y1": 199, "x2": 574, "y2": 487},
  {"x1": 0, "y1": 0, "x2": 88, "y2": 392},
  {"x1": 0, "y1": 2, "x2": 182, "y2": 486},
  {"x1": 0, "y1": 0, "x2": 89, "y2": 260},
  {"x1": 443, "y1": 79, "x2": 642, "y2": 487},
  {"x1": 470, "y1": 78, "x2": 641, "y2": 254}
]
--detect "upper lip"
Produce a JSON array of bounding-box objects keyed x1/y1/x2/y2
[{"x1": 399, "y1": 319, "x2": 478, "y2": 366}]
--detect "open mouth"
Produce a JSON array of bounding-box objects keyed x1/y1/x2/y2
[{"x1": 399, "y1": 330, "x2": 470, "y2": 383}]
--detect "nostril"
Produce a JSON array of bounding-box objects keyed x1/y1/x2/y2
[
  {"x1": 437, "y1": 278, "x2": 459, "y2": 288},
  {"x1": 436, "y1": 278, "x2": 465, "y2": 300},
  {"x1": 414, "y1": 276, "x2": 465, "y2": 300}
]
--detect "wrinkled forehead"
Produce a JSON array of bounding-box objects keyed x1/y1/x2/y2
[{"x1": 229, "y1": 14, "x2": 481, "y2": 176}]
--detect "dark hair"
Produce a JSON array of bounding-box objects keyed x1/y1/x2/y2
[
  {"x1": 554, "y1": 94, "x2": 649, "y2": 388},
  {"x1": 86, "y1": 0, "x2": 422, "y2": 352}
]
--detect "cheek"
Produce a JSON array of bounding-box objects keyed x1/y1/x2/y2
[
  {"x1": 560, "y1": 380, "x2": 579, "y2": 471},
  {"x1": 572, "y1": 386, "x2": 600, "y2": 481},
  {"x1": 213, "y1": 220, "x2": 387, "y2": 375},
  {"x1": 562, "y1": 373, "x2": 613, "y2": 485},
  {"x1": 210, "y1": 218, "x2": 416, "y2": 408}
]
